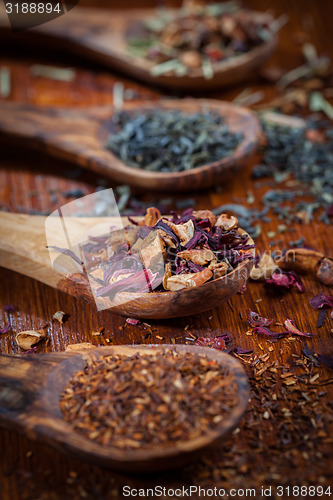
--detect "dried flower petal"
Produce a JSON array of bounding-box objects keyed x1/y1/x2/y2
[
  {"x1": 284, "y1": 319, "x2": 314, "y2": 337},
  {"x1": 0, "y1": 323, "x2": 10, "y2": 334},
  {"x1": 309, "y1": 292, "x2": 333, "y2": 309},
  {"x1": 4, "y1": 304, "x2": 15, "y2": 312},
  {"x1": 266, "y1": 269, "x2": 305, "y2": 292},
  {"x1": 53, "y1": 311, "x2": 66, "y2": 324},
  {"x1": 317, "y1": 309, "x2": 327, "y2": 328},
  {"x1": 246, "y1": 310, "x2": 274, "y2": 327},
  {"x1": 252, "y1": 326, "x2": 287, "y2": 339},
  {"x1": 195, "y1": 336, "x2": 226, "y2": 350},
  {"x1": 126, "y1": 318, "x2": 141, "y2": 325},
  {"x1": 16, "y1": 329, "x2": 46, "y2": 350}
]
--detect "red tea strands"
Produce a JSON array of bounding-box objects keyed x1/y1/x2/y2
[{"x1": 60, "y1": 350, "x2": 238, "y2": 449}]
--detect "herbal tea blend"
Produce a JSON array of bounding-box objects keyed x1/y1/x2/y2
[
  {"x1": 128, "y1": 2, "x2": 275, "y2": 78},
  {"x1": 105, "y1": 109, "x2": 242, "y2": 173},
  {"x1": 77, "y1": 207, "x2": 254, "y2": 299},
  {"x1": 60, "y1": 350, "x2": 238, "y2": 449}
]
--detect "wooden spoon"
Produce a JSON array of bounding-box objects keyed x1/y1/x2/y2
[
  {"x1": 0, "y1": 212, "x2": 255, "y2": 319},
  {"x1": 0, "y1": 99, "x2": 260, "y2": 192},
  {"x1": 0, "y1": 344, "x2": 249, "y2": 471},
  {"x1": 0, "y1": 7, "x2": 278, "y2": 90}
]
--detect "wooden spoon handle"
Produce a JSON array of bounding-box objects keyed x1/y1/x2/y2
[
  {"x1": 0, "y1": 212, "x2": 134, "y2": 292},
  {"x1": 0, "y1": 354, "x2": 55, "y2": 417},
  {"x1": 0, "y1": 102, "x2": 122, "y2": 179}
]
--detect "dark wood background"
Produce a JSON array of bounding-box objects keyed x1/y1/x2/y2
[{"x1": 0, "y1": 1, "x2": 332, "y2": 499}]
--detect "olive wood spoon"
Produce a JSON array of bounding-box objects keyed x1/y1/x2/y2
[
  {"x1": 0, "y1": 344, "x2": 249, "y2": 472},
  {"x1": 0, "y1": 212, "x2": 255, "y2": 319},
  {"x1": 0, "y1": 99, "x2": 261, "y2": 192},
  {"x1": 0, "y1": 7, "x2": 278, "y2": 90}
]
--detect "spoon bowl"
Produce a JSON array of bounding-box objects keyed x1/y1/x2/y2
[
  {"x1": 0, "y1": 213, "x2": 255, "y2": 319},
  {"x1": 0, "y1": 99, "x2": 261, "y2": 192},
  {"x1": 0, "y1": 344, "x2": 250, "y2": 471},
  {"x1": 0, "y1": 7, "x2": 278, "y2": 90}
]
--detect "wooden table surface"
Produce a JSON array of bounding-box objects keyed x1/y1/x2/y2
[{"x1": 0, "y1": 1, "x2": 332, "y2": 499}]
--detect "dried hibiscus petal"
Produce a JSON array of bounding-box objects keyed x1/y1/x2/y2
[
  {"x1": 252, "y1": 326, "x2": 287, "y2": 339},
  {"x1": 247, "y1": 309, "x2": 274, "y2": 327},
  {"x1": 126, "y1": 318, "x2": 141, "y2": 326},
  {"x1": 266, "y1": 269, "x2": 305, "y2": 292},
  {"x1": 317, "y1": 309, "x2": 327, "y2": 328},
  {"x1": 0, "y1": 323, "x2": 10, "y2": 334},
  {"x1": 284, "y1": 319, "x2": 314, "y2": 337},
  {"x1": 310, "y1": 292, "x2": 333, "y2": 309},
  {"x1": 4, "y1": 304, "x2": 15, "y2": 312},
  {"x1": 195, "y1": 336, "x2": 226, "y2": 350}
]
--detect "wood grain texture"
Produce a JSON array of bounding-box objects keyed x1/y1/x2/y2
[
  {"x1": 0, "y1": 0, "x2": 332, "y2": 498},
  {"x1": 0, "y1": 7, "x2": 278, "y2": 90},
  {"x1": 0, "y1": 345, "x2": 249, "y2": 472},
  {"x1": 0, "y1": 99, "x2": 261, "y2": 191}
]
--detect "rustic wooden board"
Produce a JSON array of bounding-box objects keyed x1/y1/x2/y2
[{"x1": 0, "y1": 0, "x2": 332, "y2": 498}]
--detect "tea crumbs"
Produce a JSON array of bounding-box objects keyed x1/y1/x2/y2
[{"x1": 60, "y1": 350, "x2": 238, "y2": 449}]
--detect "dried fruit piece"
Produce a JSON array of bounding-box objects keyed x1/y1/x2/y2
[
  {"x1": 317, "y1": 258, "x2": 333, "y2": 285},
  {"x1": 250, "y1": 252, "x2": 278, "y2": 281},
  {"x1": 280, "y1": 248, "x2": 324, "y2": 274},
  {"x1": 179, "y1": 50, "x2": 202, "y2": 68},
  {"x1": 65, "y1": 343, "x2": 95, "y2": 352},
  {"x1": 165, "y1": 269, "x2": 213, "y2": 291},
  {"x1": 177, "y1": 248, "x2": 216, "y2": 266},
  {"x1": 53, "y1": 311, "x2": 66, "y2": 324},
  {"x1": 208, "y1": 261, "x2": 229, "y2": 278},
  {"x1": 215, "y1": 214, "x2": 238, "y2": 231},
  {"x1": 192, "y1": 210, "x2": 217, "y2": 227},
  {"x1": 16, "y1": 329, "x2": 46, "y2": 350}
]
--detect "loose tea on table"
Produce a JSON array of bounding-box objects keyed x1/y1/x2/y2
[{"x1": 60, "y1": 350, "x2": 238, "y2": 449}]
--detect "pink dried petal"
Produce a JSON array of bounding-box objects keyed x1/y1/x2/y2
[
  {"x1": 4, "y1": 304, "x2": 15, "y2": 312},
  {"x1": 126, "y1": 318, "x2": 141, "y2": 326},
  {"x1": 252, "y1": 326, "x2": 287, "y2": 339},
  {"x1": 266, "y1": 269, "x2": 304, "y2": 292},
  {"x1": 195, "y1": 336, "x2": 226, "y2": 350},
  {"x1": 310, "y1": 292, "x2": 333, "y2": 309},
  {"x1": 0, "y1": 323, "x2": 10, "y2": 334},
  {"x1": 246, "y1": 310, "x2": 274, "y2": 327},
  {"x1": 284, "y1": 319, "x2": 314, "y2": 337}
]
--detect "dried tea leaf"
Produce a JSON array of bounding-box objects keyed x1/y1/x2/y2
[{"x1": 16, "y1": 330, "x2": 46, "y2": 350}]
